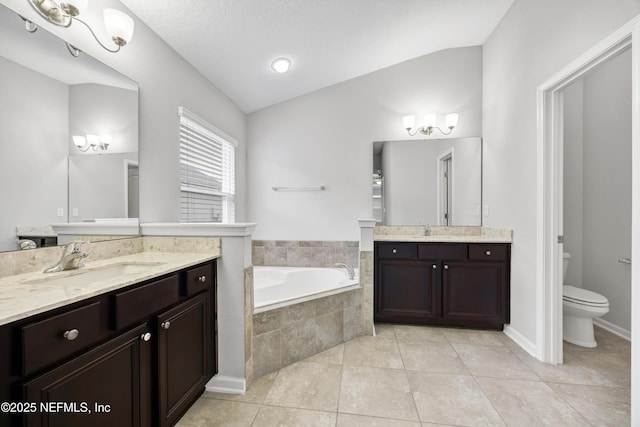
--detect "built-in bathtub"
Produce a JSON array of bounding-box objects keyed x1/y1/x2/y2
[
  {"x1": 251, "y1": 266, "x2": 364, "y2": 379},
  {"x1": 253, "y1": 266, "x2": 360, "y2": 313}
]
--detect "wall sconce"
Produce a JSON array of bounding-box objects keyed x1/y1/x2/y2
[
  {"x1": 402, "y1": 113, "x2": 459, "y2": 136},
  {"x1": 25, "y1": 0, "x2": 134, "y2": 55},
  {"x1": 73, "y1": 134, "x2": 111, "y2": 152}
]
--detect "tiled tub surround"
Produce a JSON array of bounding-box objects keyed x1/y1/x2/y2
[
  {"x1": 252, "y1": 287, "x2": 364, "y2": 379},
  {"x1": 0, "y1": 236, "x2": 221, "y2": 325},
  {"x1": 252, "y1": 240, "x2": 359, "y2": 267}
]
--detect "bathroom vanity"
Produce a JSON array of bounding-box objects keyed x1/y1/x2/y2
[
  {"x1": 374, "y1": 228, "x2": 512, "y2": 330},
  {"x1": 0, "y1": 255, "x2": 217, "y2": 427}
]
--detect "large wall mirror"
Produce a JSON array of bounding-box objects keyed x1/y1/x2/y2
[
  {"x1": 373, "y1": 137, "x2": 482, "y2": 226},
  {"x1": 0, "y1": 3, "x2": 139, "y2": 253}
]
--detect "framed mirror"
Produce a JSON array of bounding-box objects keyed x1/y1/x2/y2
[
  {"x1": 372, "y1": 137, "x2": 482, "y2": 226},
  {"x1": 0, "y1": 3, "x2": 139, "y2": 252}
]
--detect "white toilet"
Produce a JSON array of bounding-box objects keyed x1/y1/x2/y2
[{"x1": 563, "y1": 252, "x2": 610, "y2": 347}]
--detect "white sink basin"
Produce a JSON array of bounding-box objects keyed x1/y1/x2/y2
[{"x1": 25, "y1": 262, "x2": 165, "y2": 288}]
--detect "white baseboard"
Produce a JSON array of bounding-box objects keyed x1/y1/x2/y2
[
  {"x1": 593, "y1": 318, "x2": 631, "y2": 341},
  {"x1": 504, "y1": 324, "x2": 538, "y2": 357},
  {"x1": 205, "y1": 375, "x2": 246, "y2": 395}
]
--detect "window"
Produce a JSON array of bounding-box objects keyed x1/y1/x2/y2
[{"x1": 179, "y1": 107, "x2": 236, "y2": 223}]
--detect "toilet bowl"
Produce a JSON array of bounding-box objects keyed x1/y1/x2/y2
[{"x1": 562, "y1": 252, "x2": 609, "y2": 347}]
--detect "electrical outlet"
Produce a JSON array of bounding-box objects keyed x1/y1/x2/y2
[
  {"x1": 483, "y1": 204, "x2": 489, "y2": 216},
  {"x1": 475, "y1": 205, "x2": 481, "y2": 216},
  {"x1": 72, "y1": 208, "x2": 79, "y2": 217},
  {"x1": 57, "y1": 208, "x2": 64, "y2": 217}
]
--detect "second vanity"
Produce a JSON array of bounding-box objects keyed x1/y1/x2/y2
[
  {"x1": 374, "y1": 226, "x2": 512, "y2": 330},
  {"x1": 0, "y1": 246, "x2": 219, "y2": 427}
]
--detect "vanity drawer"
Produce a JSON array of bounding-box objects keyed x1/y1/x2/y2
[
  {"x1": 183, "y1": 264, "x2": 213, "y2": 297},
  {"x1": 376, "y1": 243, "x2": 416, "y2": 259},
  {"x1": 418, "y1": 244, "x2": 467, "y2": 260},
  {"x1": 21, "y1": 301, "x2": 101, "y2": 375},
  {"x1": 113, "y1": 275, "x2": 180, "y2": 329},
  {"x1": 469, "y1": 244, "x2": 508, "y2": 261}
]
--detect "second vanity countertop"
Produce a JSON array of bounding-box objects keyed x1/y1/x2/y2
[
  {"x1": 0, "y1": 251, "x2": 219, "y2": 327},
  {"x1": 374, "y1": 226, "x2": 513, "y2": 244}
]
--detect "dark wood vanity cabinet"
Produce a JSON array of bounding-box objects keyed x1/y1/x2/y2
[
  {"x1": 0, "y1": 260, "x2": 217, "y2": 427},
  {"x1": 375, "y1": 242, "x2": 510, "y2": 329}
]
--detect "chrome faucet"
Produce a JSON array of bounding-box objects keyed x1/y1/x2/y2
[
  {"x1": 44, "y1": 241, "x2": 88, "y2": 273},
  {"x1": 334, "y1": 263, "x2": 355, "y2": 280}
]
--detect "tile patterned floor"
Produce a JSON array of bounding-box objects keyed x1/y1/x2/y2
[{"x1": 177, "y1": 325, "x2": 630, "y2": 426}]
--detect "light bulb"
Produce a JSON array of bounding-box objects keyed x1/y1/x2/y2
[
  {"x1": 72, "y1": 135, "x2": 86, "y2": 147},
  {"x1": 86, "y1": 134, "x2": 100, "y2": 146},
  {"x1": 445, "y1": 113, "x2": 459, "y2": 129},
  {"x1": 271, "y1": 57, "x2": 292, "y2": 73},
  {"x1": 104, "y1": 8, "x2": 135, "y2": 46},
  {"x1": 62, "y1": 0, "x2": 88, "y2": 16},
  {"x1": 402, "y1": 115, "x2": 416, "y2": 130}
]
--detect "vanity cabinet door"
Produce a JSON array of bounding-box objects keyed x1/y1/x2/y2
[
  {"x1": 156, "y1": 292, "x2": 211, "y2": 427},
  {"x1": 374, "y1": 259, "x2": 440, "y2": 323},
  {"x1": 22, "y1": 324, "x2": 151, "y2": 427},
  {"x1": 441, "y1": 261, "x2": 508, "y2": 328}
]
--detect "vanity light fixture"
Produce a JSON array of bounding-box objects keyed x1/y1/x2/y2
[
  {"x1": 25, "y1": 0, "x2": 134, "y2": 55},
  {"x1": 402, "y1": 113, "x2": 459, "y2": 136},
  {"x1": 271, "y1": 57, "x2": 292, "y2": 73},
  {"x1": 73, "y1": 134, "x2": 110, "y2": 152}
]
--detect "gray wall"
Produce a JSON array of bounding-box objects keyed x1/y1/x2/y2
[
  {"x1": 247, "y1": 47, "x2": 483, "y2": 240},
  {"x1": 0, "y1": 56, "x2": 68, "y2": 251},
  {"x1": 483, "y1": 0, "x2": 640, "y2": 345},
  {"x1": 1, "y1": 0, "x2": 247, "y2": 224}
]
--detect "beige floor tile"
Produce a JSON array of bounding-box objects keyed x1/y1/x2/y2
[
  {"x1": 176, "y1": 398, "x2": 260, "y2": 426},
  {"x1": 398, "y1": 341, "x2": 468, "y2": 374},
  {"x1": 264, "y1": 361, "x2": 342, "y2": 411},
  {"x1": 510, "y1": 346, "x2": 614, "y2": 386},
  {"x1": 373, "y1": 323, "x2": 396, "y2": 339},
  {"x1": 305, "y1": 343, "x2": 345, "y2": 365},
  {"x1": 452, "y1": 343, "x2": 540, "y2": 380},
  {"x1": 477, "y1": 377, "x2": 590, "y2": 426},
  {"x1": 337, "y1": 413, "x2": 422, "y2": 426},
  {"x1": 393, "y1": 324, "x2": 448, "y2": 342},
  {"x1": 339, "y1": 365, "x2": 419, "y2": 421},
  {"x1": 408, "y1": 371, "x2": 504, "y2": 426},
  {"x1": 343, "y1": 335, "x2": 404, "y2": 369},
  {"x1": 201, "y1": 372, "x2": 278, "y2": 404},
  {"x1": 548, "y1": 383, "x2": 630, "y2": 426},
  {"x1": 252, "y1": 406, "x2": 337, "y2": 427},
  {"x1": 571, "y1": 351, "x2": 632, "y2": 388},
  {"x1": 442, "y1": 328, "x2": 513, "y2": 346}
]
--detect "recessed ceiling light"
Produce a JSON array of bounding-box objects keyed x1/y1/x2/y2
[{"x1": 271, "y1": 57, "x2": 292, "y2": 73}]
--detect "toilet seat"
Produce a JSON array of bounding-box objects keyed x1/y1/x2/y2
[{"x1": 563, "y1": 285, "x2": 609, "y2": 307}]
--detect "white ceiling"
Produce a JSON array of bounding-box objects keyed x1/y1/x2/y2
[{"x1": 121, "y1": 0, "x2": 514, "y2": 113}]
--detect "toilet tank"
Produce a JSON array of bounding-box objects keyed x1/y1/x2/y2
[{"x1": 563, "y1": 252, "x2": 571, "y2": 282}]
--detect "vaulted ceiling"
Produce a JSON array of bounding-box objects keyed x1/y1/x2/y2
[{"x1": 121, "y1": 0, "x2": 514, "y2": 113}]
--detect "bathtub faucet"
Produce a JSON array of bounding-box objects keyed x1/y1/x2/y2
[{"x1": 334, "y1": 263, "x2": 355, "y2": 280}]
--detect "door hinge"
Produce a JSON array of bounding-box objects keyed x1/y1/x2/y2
[{"x1": 557, "y1": 235, "x2": 564, "y2": 244}]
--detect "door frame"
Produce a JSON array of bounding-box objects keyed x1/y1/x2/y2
[
  {"x1": 536, "y1": 15, "x2": 640, "y2": 423},
  {"x1": 437, "y1": 148, "x2": 454, "y2": 226}
]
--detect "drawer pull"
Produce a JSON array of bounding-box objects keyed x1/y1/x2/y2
[
  {"x1": 392, "y1": 249, "x2": 397, "y2": 254},
  {"x1": 198, "y1": 275, "x2": 207, "y2": 283},
  {"x1": 141, "y1": 332, "x2": 151, "y2": 342},
  {"x1": 161, "y1": 321, "x2": 171, "y2": 330},
  {"x1": 444, "y1": 265, "x2": 449, "y2": 270},
  {"x1": 432, "y1": 264, "x2": 437, "y2": 269},
  {"x1": 486, "y1": 250, "x2": 492, "y2": 256},
  {"x1": 63, "y1": 329, "x2": 79, "y2": 341}
]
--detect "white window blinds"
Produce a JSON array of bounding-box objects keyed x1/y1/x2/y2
[{"x1": 179, "y1": 107, "x2": 236, "y2": 223}]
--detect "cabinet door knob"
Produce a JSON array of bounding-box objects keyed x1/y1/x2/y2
[
  {"x1": 198, "y1": 275, "x2": 207, "y2": 283},
  {"x1": 444, "y1": 265, "x2": 449, "y2": 270},
  {"x1": 63, "y1": 329, "x2": 79, "y2": 341},
  {"x1": 140, "y1": 332, "x2": 151, "y2": 342},
  {"x1": 392, "y1": 249, "x2": 397, "y2": 254},
  {"x1": 485, "y1": 250, "x2": 492, "y2": 256},
  {"x1": 161, "y1": 321, "x2": 171, "y2": 330},
  {"x1": 432, "y1": 264, "x2": 437, "y2": 269}
]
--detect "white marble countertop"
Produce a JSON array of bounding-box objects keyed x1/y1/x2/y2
[{"x1": 0, "y1": 251, "x2": 219, "y2": 326}]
